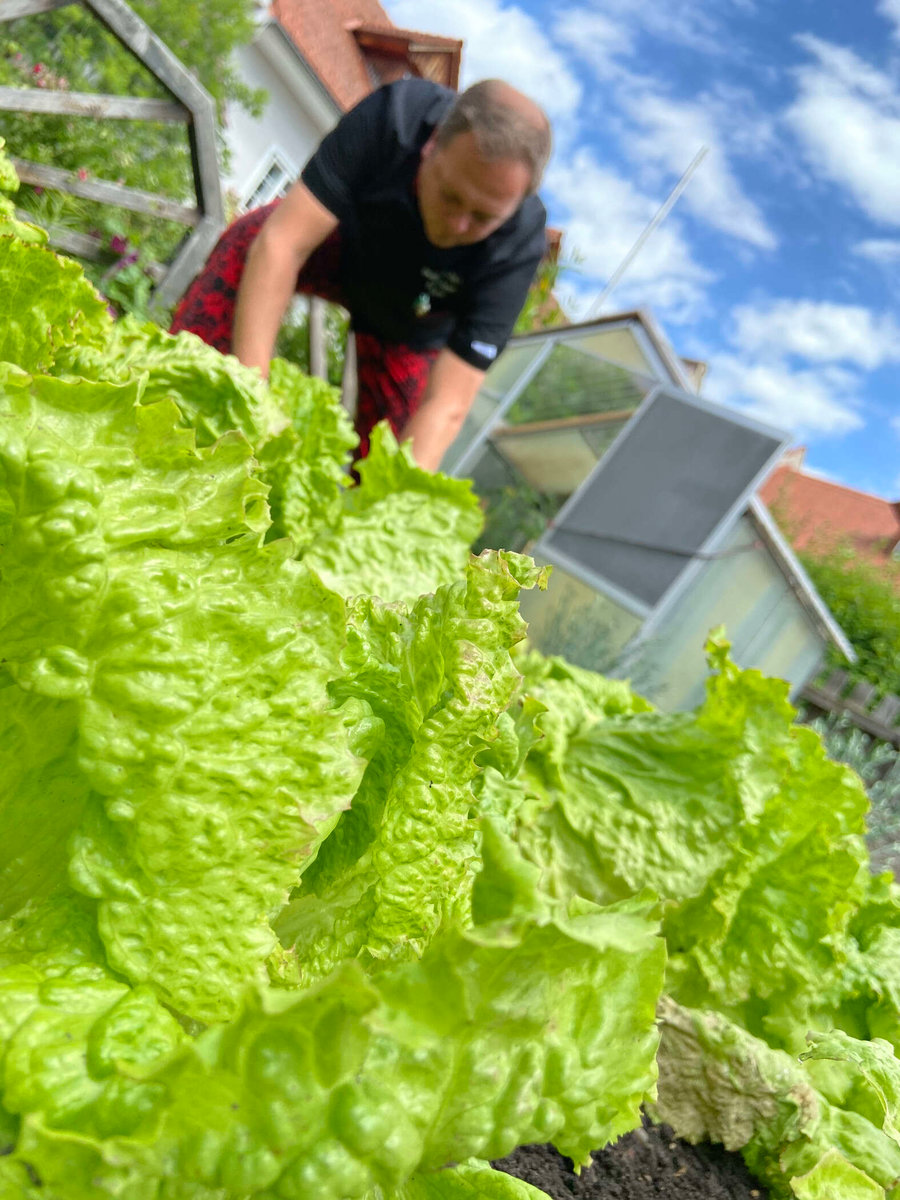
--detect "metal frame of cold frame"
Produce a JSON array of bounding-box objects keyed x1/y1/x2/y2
[
  {"x1": 447, "y1": 322, "x2": 671, "y2": 479},
  {"x1": 499, "y1": 316, "x2": 690, "y2": 390},
  {"x1": 533, "y1": 382, "x2": 791, "y2": 661},
  {"x1": 449, "y1": 338, "x2": 556, "y2": 477}
]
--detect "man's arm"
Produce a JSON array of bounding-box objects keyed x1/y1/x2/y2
[
  {"x1": 232, "y1": 182, "x2": 339, "y2": 377},
  {"x1": 399, "y1": 348, "x2": 485, "y2": 472}
]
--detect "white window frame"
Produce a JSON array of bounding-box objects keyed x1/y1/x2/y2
[{"x1": 239, "y1": 147, "x2": 297, "y2": 211}]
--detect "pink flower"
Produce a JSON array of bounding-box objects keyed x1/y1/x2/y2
[
  {"x1": 109, "y1": 234, "x2": 128, "y2": 255},
  {"x1": 32, "y1": 62, "x2": 44, "y2": 74},
  {"x1": 77, "y1": 167, "x2": 89, "y2": 182}
]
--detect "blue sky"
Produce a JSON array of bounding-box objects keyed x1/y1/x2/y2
[{"x1": 385, "y1": 0, "x2": 900, "y2": 497}]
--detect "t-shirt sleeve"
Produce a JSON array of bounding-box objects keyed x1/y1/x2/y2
[
  {"x1": 301, "y1": 88, "x2": 391, "y2": 220},
  {"x1": 447, "y1": 208, "x2": 547, "y2": 372}
]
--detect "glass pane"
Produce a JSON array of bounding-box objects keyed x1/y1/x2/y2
[
  {"x1": 481, "y1": 342, "x2": 545, "y2": 396},
  {"x1": 544, "y1": 389, "x2": 784, "y2": 609},
  {"x1": 440, "y1": 343, "x2": 548, "y2": 473},
  {"x1": 519, "y1": 557, "x2": 642, "y2": 675},
  {"x1": 467, "y1": 442, "x2": 564, "y2": 554},
  {"x1": 570, "y1": 326, "x2": 658, "y2": 375},
  {"x1": 504, "y1": 343, "x2": 649, "y2": 426},
  {"x1": 491, "y1": 426, "x2": 597, "y2": 493},
  {"x1": 580, "y1": 418, "x2": 630, "y2": 459}
]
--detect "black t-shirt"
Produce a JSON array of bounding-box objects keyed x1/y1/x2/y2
[{"x1": 301, "y1": 78, "x2": 547, "y2": 372}]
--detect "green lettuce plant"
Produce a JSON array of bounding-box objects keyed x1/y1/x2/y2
[
  {"x1": 0, "y1": 170, "x2": 666, "y2": 1199},
  {"x1": 5, "y1": 140, "x2": 900, "y2": 1200}
]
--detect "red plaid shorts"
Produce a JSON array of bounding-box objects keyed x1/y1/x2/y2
[{"x1": 170, "y1": 202, "x2": 439, "y2": 458}]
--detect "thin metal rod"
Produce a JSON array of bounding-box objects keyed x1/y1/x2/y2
[{"x1": 587, "y1": 146, "x2": 709, "y2": 318}]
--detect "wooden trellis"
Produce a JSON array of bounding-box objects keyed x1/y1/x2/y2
[{"x1": 0, "y1": 0, "x2": 224, "y2": 308}]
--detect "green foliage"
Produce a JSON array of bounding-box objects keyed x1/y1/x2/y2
[
  {"x1": 0, "y1": 1, "x2": 263, "y2": 312},
  {"x1": 0, "y1": 219, "x2": 664, "y2": 1199},
  {"x1": 808, "y1": 712, "x2": 900, "y2": 875},
  {"x1": 512, "y1": 256, "x2": 566, "y2": 335},
  {"x1": 798, "y1": 544, "x2": 900, "y2": 696},
  {"x1": 275, "y1": 299, "x2": 351, "y2": 388},
  {"x1": 9, "y1": 207, "x2": 900, "y2": 1200}
]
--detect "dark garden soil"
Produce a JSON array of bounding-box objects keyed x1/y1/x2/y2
[{"x1": 493, "y1": 1114, "x2": 768, "y2": 1200}]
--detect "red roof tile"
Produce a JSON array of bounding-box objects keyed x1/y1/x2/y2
[
  {"x1": 268, "y1": 0, "x2": 461, "y2": 111},
  {"x1": 759, "y1": 461, "x2": 900, "y2": 568},
  {"x1": 269, "y1": 0, "x2": 372, "y2": 110}
]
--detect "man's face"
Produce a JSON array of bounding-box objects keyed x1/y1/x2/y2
[{"x1": 417, "y1": 130, "x2": 531, "y2": 249}]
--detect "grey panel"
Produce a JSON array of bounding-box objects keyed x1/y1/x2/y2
[{"x1": 542, "y1": 390, "x2": 784, "y2": 608}]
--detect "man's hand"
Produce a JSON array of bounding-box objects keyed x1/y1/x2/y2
[
  {"x1": 399, "y1": 349, "x2": 485, "y2": 472},
  {"x1": 232, "y1": 182, "x2": 338, "y2": 378}
]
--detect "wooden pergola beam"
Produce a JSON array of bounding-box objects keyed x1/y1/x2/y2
[
  {"x1": 12, "y1": 158, "x2": 200, "y2": 225},
  {"x1": 0, "y1": 0, "x2": 225, "y2": 310},
  {"x1": 84, "y1": 0, "x2": 222, "y2": 230},
  {"x1": 1, "y1": 0, "x2": 75, "y2": 18},
  {"x1": 15, "y1": 210, "x2": 104, "y2": 260},
  {"x1": 0, "y1": 86, "x2": 188, "y2": 123}
]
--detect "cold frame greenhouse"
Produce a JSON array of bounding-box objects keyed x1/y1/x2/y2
[{"x1": 443, "y1": 311, "x2": 852, "y2": 710}]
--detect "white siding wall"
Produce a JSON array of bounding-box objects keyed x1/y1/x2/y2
[{"x1": 221, "y1": 30, "x2": 341, "y2": 207}]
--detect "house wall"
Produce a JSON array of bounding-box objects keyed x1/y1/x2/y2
[{"x1": 222, "y1": 29, "x2": 341, "y2": 206}]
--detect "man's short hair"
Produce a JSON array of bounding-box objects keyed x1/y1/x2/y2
[{"x1": 434, "y1": 80, "x2": 551, "y2": 195}]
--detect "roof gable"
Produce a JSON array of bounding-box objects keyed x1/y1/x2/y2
[
  {"x1": 759, "y1": 461, "x2": 900, "y2": 565},
  {"x1": 268, "y1": 0, "x2": 461, "y2": 111}
]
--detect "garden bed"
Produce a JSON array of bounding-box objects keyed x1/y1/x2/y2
[{"x1": 494, "y1": 1115, "x2": 768, "y2": 1200}]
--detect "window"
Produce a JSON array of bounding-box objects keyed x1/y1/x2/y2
[{"x1": 241, "y1": 150, "x2": 296, "y2": 210}]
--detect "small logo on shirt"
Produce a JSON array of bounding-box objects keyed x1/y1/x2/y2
[
  {"x1": 421, "y1": 268, "x2": 461, "y2": 299},
  {"x1": 471, "y1": 340, "x2": 498, "y2": 360}
]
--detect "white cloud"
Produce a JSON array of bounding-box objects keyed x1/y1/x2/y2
[
  {"x1": 787, "y1": 36, "x2": 900, "y2": 226},
  {"x1": 545, "y1": 147, "x2": 716, "y2": 324},
  {"x1": 615, "y1": 88, "x2": 777, "y2": 250},
  {"x1": 553, "y1": 8, "x2": 634, "y2": 79},
  {"x1": 891, "y1": 415, "x2": 900, "y2": 437},
  {"x1": 705, "y1": 355, "x2": 864, "y2": 436},
  {"x1": 878, "y1": 0, "x2": 900, "y2": 38},
  {"x1": 854, "y1": 239, "x2": 900, "y2": 264},
  {"x1": 731, "y1": 299, "x2": 900, "y2": 369},
  {"x1": 383, "y1": 0, "x2": 581, "y2": 145},
  {"x1": 555, "y1": 0, "x2": 754, "y2": 60}
]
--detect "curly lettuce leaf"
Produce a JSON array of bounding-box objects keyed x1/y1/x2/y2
[
  {"x1": 0, "y1": 139, "x2": 47, "y2": 245},
  {"x1": 391, "y1": 1160, "x2": 552, "y2": 1199},
  {"x1": 304, "y1": 424, "x2": 484, "y2": 604},
  {"x1": 55, "y1": 316, "x2": 289, "y2": 446},
  {"x1": 652, "y1": 998, "x2": 900, "y2": 1199},
  {"x1": 54, "y1": 315, "x2": 358, "y2": 559},
  {"x1": 789, "y1": 1148, "x2": 886, "y2": 1199},
  {"x1": 803, "y1": 1031, "x2": 900, "y2": 1149},
  {"x1": 1, "y1": 906, "x2": 662, "y2": 1199},
  {"x1": 275, "y1": 551, "x2": 548, "y2": 982},
  {"x1": 260, "y1": 355, "x2": 357, "y2": 550},
  {"x1": 0, "y1": 367, "x2": 372, "y2": 1022},
  {"x1": 0, "y1": 238, "x2": 109, "y2": 374},
  {"x1": 490, "y1": 636, "x2": 873, "y2": 1043}
]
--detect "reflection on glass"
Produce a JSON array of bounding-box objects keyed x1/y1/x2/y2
[
  {"x1": 519, "y1": 558, "x2": 643, "y2": 676},
  {"x1": 505, "y1": 343, "x2": 648, "y2": 426},
  {"x1": 481, "y1": 342, "x2": 544, "y2": 396},
  {"x1": 469, "y1": 442, "x2": 561, "y2": 554},
  {"x1": 574, "y1": 326, "x2": 657, "y2": 375},
  {"x1": 441, "y1": 389, "x2": 501, "y2": 473}
]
